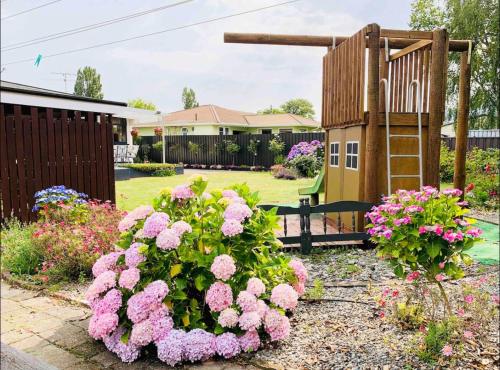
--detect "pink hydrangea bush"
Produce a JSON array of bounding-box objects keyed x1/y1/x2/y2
[{"x1": 86, "y1": 175, "x2": 307, "y2": 364}]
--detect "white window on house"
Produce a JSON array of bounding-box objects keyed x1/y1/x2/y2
[
  {"x1": 345, "y1": 141, "x2": 359, "y2": 170},
  {"x1": 181, "y1": 127, "x2": 188, "y2": 136},
  {"x1": 219, "y1": 127, "x2": 229, "y2": 135},
  {"x1": 329, "y1": 142, "x2": 340, "y2": 167},
  {"x1": 261, "y1": 129, "x2": 272, "y2": 134},
  {"x1": 279, "y1": 129, "x2": 293, "y2": 134}
]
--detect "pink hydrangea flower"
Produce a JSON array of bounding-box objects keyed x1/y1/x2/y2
[
  {"x1": 125, "y1": 243, "x2": 146, "y2": 268},
  {"x1": 465, "y1": 228, "x2": 482, "y2": 238},
  {"x1": 127, "y1": 291, "x2": 155, "y2": 324},
  {"x1": 156, "y1": 329, "x2": 185, "y2": 366},
  {"x1": 236, "y1": 290, "x2": 258, "y2": 312},
  {"x1": 442, "y1": 189, "x2": 462, "y2": 197},
  {"x1": 119, "y1": 268, "x2": 140, "y2": 290},
  {"x1": 171, "y1": 184, "x2": 195, "y2": 201},
  {"x1": 222, "y1": 189, "x2": 239, "y2": 198},
  {"x1": 221, "y1": 219, "x2": 244, "y2": 237},
  {"x1": 143, "y1": 212, "x2": 170, "y2": 238},
  {"x1": 103, "y1": 326, "x2": 141, "y2": 363},
  {"x1": 156, "y1": 229, "x2": 181, "y2": 250},
  {"x1": 206, "y1": 282, "x2": 233, "y2": 312},
  {"x1": 442, "y1": 344, "x2": 453, "y2": 357},
  {"x1": 215, "y1": 332, "x2": 241, "y2": 359},
  {"x1": 218, "y1": 308, "x2": 239, "y2": 328},
  {"x1": 239, "y1": 311, "x2": 261, "y2": 331},
  {"x1": 88, "y1": 312, "x2": 119, "y2": 340},
  {"x1": 256, "y1": 299, "x2": 269, "y2": 319},
  {"x1": 238, "y1": 329, "x2": 260, "y2": 352},
  {"x1": 85, "y1": 270, "x2": 117, "y2": 302},
  {"x1": 246, "y1": 277, "x2": 266, "y2": 296},
  {"x1": 223, "y1": 203, "x2": 252, "y2": 222},
  {"x1": 183, "y1": 329, "x2": 216, "y2": 362},
  {"x1": 118, "y1": 216, "x2": 137, "y2": 232},
  {"x1": 130, "y1": 319, "x2": 154, "y2": 346},
  {"x1": 92, "y1": 252, "x2": 121, "y2": 277},
  {"x1": 144, "y1": 280, "x2": 169, "y2": 302},
  {"x1": 271, "y1": 284, "x2": 298, "y2": 310},
  {"x1": 128, "y1": 205, "x2": 154, "y2": 220},
  {"x1": 210, "y1": 254, "x2": 236, "y2": 281},
  {"x1": 289, "y1": 259, "x2": 308, "y2": 284},
  {"x1": 443, "y1": 230, "x2": 464, "y2": 243},
  {"x1": 90, "y1": 289, "x2": 122, "y2": 315},
  {"x1": 264, "y1": 309, "x2": 290, "y2": 341},
  {"x1": 293, "y1": 282, "x2": 305, "y2": 296},
  {"x1": 406, "y1": 271, "x2": 421, "y2": 283},
  {"x1": 170, "y1": 221, "x2": 192, "y2": 237},
  {"x1": 149, "y1": 305, "x2": 173, "y2": 343}
]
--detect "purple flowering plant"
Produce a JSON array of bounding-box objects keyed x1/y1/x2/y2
[
  {"x1": 366, "y1": 186, "x2": 482, "y2": 314},
  {"x1": 285, "y1": 140, "x2": 324, "y2": 178},
  {"x1": 86, "y1": 174, "x2": 308, "y2": 364}
]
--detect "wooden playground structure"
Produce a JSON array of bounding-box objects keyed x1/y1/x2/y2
[{"x1": 225, "y1": 25, "x2": 473, "y2": 229}]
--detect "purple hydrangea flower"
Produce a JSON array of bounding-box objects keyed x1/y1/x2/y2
[
  {"x1": 156, "y1": 329, "x2": 185, "y2": 366},
  {"x1": 183, "y1": 329, "x2": 216, "y2": 362},
  {"x1": 215, "y1": 332, "x2": 241, "y2": 359},
  {"x1": 142, "y1": 212, "x2": 170, "y2": 238}
]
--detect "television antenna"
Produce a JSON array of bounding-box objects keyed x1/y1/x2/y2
[{"x1": 51, "y1": 71, "x2": 76, "y2": 92}]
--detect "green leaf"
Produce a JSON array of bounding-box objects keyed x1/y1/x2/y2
[
  {"x1": 170, "y1": 264, "x2": 182, "y2": 277},
  {"x1": 194, "y1": 274, "x2": 206, "y2": 291},
  {"x1": 394, "y1": 264, "x2": 405, "y2": 278},
  {"x1": 120, "y1": 330, "x2": 130, "y2": 344},
  {"x1": 461, "y1": 254, "x2": 473, "y2": 266},
  {"x1": 427, "y1": 242, "x2": 440, "y2": 259},
  {"x1": 214, "y1": 324, "x2": 224, "y2": 335}
]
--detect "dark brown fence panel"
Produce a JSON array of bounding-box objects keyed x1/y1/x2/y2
[
  {"x1": 0, "y1": 103, "x2": 116, "y2": 223},
  {"x1": 138, "y1": 132, "x2": 325, "y2": 168},
  {"x1": 442, "y1": 137, "x2": 499, "y2": 151}
]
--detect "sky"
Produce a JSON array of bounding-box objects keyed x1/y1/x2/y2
[{"x1": 1, "y1": 0, "x2": 414, "y2": 118}]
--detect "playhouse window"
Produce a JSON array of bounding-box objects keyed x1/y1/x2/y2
[
  {"x1": 330, "y1": 142, "x2": 340, "y2": 167},
  {"x1": 345, "y1": 141, "x2": 359, "y2": 170}
]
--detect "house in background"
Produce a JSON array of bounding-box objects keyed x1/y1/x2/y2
[
  {"x1": 0, "y1": 80, "x2": 161, "y2": 145},
  {"x1": 131, "y1": 104, "x2": 320, "y2": 137}
]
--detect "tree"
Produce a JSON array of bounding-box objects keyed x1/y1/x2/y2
[
  {"x1": 73, "y1": 66, "x2": 103, "y2": 99},
  {"x1": 409, "y1": 0, "x2": 499, "y2": 128},
  {"x1": 182, "y1": 87, "x2": 199, "y2": 109},
  {"x1": 258, "y1": 106, "x2": 285, "y2": 115},
  {"x1": 128, "y1": 98, "x2": 157, "y2": 111},
  {"x1": 280, "y1": 98, "x2": 315, "y2": 119}
]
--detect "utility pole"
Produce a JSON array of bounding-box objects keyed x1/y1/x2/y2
[{"x1": 51, "y1": 72, "x2": 76, "y2": 92}]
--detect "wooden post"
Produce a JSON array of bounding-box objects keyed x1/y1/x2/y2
[
  {"x1": 427, "y1": 29, "x2": 449, "y2": 188},
  {"x1": 453, "y1": 52, "x2": 472, "y2": 196},
  {"x1": 364, "y1": 24, "x2": 380, "y2": 203},
  {"x1": 379, "y1": 47, "x2": 389, "y2": 111}
]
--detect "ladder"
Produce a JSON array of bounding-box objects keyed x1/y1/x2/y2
[{"x1": 380, "y1": 78, "x2": 423, "y2": 195}]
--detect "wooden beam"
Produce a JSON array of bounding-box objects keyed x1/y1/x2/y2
[
  {"x1": 380, "y1": 29, "x2": 433, "y2": 40},
  {"x1": 453, "y1": 52, "x2": 472, "y2": 196},
  {"x1": 389, "y1": 40, "x2": 432, "y2": 61},
  {"x1": 427, "y1": 29, "x2": 449, "y2": 188},
  {"x1": 364, "y1": 24, "x2": 380, "y2": 203},
  {"x1": 223, "y1": 32, "x2": 471, "y2": 52}
]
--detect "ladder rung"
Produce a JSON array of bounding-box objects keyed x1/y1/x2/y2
[
  {"x1": 390, "y1": 154, "x2": 419, "y2": 158},
  {"x1": 391, "y1": 175, "x2": 421, "y2": 178},
  {"x1": 389, "y1": 134, "x2": 419, "y2": 138}
]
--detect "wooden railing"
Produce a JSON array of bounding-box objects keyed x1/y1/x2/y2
[{"x1": 259, "y1": 198, "x2": 374, "y2": 254}]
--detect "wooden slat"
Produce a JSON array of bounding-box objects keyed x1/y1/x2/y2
[
  {"x1": 105, "y1": 114, "x2": 115, "y2": 203},
  {"x1": 22, "y1": 117, "x2": 35, "y2": 221},
  {"x1": 412, "y1": 51, "x2": 418, "y2": 111},
  {"x1": 46, "y1": 108, "x2": 56, "y2": 185},
  {"x1": 61, "y1": 110, "x2": 71, "y2": 187},
  {"x1": 68, "y1": 115, "x2": 77, "y2": 189},
  {"x1": 14, "y1": 106, "x2": 28, "y2": 221},
  {"x1": 39, "y1": 116, "x2": 49, "y2": 189},
  {"x1": 401, "y1": 55, "x2": 408, "y2": 112},
  {"x1": 381, "y1": 29, "x2": 433, "y2": 40},
  {"x1": 88, "y1": 112, "x2": 97, "y2": 197},
  {"x1": 81, "y1": 112, "x2": 91, "y2": 195},
  {"x1": 100, "y1": 113, "x2": 110, "y2": 201},
  {"x1": 75, "y1": 112, "x2": 84, "y2": 192},
  {"x1": 54, "y1": 117, "x2": 64, "y2": 184},
  {"x1": 29, "y1": 107, "x2": 42, "y2": 194},
  {"x1": 422, "y1": 48, "x2": 430, "y2": 112},
  {"x1": 94, "y1": 114, "x2": 103, "y2": 200},
  {"x1": 389, "y1": 40, "x2": 433, "y2": 61},
  {"x1": 0, "y1": 105, "x2": 12, "y2": 220},
  {"x1": 5, "y1": 117, "x2": 19, "y2": 219}
]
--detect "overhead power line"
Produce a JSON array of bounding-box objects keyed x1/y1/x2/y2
[
  {"x1": 1, "y1": 0, "x2": 301, "y2": 67},
  {"x1": 2, "y1": 0, "x2": 194, "y2": 52},
  {"x1": 1, "y1": 0, "x2": 64, "y2": 20}
]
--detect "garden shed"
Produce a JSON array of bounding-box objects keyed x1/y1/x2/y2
[{"x1": 0, "y1": 81, "x2": 128, "y2": 222}]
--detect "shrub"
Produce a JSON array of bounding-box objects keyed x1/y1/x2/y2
[
  {"x1": 248, "y1": 139, "x2": 260, "y2": 166},
  {"x1": 366, "y1": 187, "x2": 482, "y2": 315},
  {"x1": 33, "y1": 185, "x2": 89, "y2": 222},
  {"x1": 85, "y1": 176, "x2": 308, "y2": 364},
  {"x1": 268, "y1": 135, "x2": 285, "y2": 164},
  {"x1": 0, "y1": 219, "x2": 41, "y2": 275},
  {"x1": 270, "y1": 165, "x2": 298, "y2": 180},
  {"x1": 152, "y1": 141, "x2": 163, "y2": 152},
  {"x1": 284, "y1": 140, "x2": 323, "y2": 178},
  {"x1": 33, "y1": 200, "x2": 123, "y2": 282},
  {"x1": 439, "y1": 143, "x2": 455, "y2": 183},
  {"x1": 224, "y1": 140, "x2": 240, "y2": 166},
  {"x1": 121, "y1": 163, "x2": 178, "y2": 177},
  {"x1": 188, "y1": 141, "x2": 200, "y2": 157}
]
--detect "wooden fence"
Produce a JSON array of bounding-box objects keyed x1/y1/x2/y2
[
  {"x1": 0, "y1": 103, "x2": 115, "y2": 222},
  {"x1": 139, "y1": 132, "x2": 325, "y2": 167},
  {"x1": 442, "y1": 137, "x2": 499, "y2": 151}
]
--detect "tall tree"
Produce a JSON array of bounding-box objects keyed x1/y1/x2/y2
[
  {"x1": 73, "y1": 66, "x2": 103, "y2": 99},
  {"x1": 128, "y1": 98, "x2": 157, "y2": 111},
  {"x1": 409, "y1": 0, "x2": 499, "y2": 128},
  {"x1": 258, "y1": 105, "x2": 285, "y2": 115},
  {"x1": 182, "y1": 87, "x2": 199, "y2": 109},
  {"x1": 280, "y1": 98, "x2": 315, "y2": 119}
]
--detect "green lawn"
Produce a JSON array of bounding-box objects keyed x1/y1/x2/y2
[{"x1": 116, "y1": 170, "x2": 320, "y2": 211}]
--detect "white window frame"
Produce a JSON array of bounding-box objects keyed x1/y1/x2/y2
[
  {"x1": 181, "y1": 127, "x2": 188, "y2": 136},
  {"x1": 329, "y1": 142, "x2": 340, "y2": 167},
  {"x1": 345, "y1": 141, "x2": 359, "y2": 170},
  {"x1": 219, "y1": 127, "x2": 229, "y2": 135}
]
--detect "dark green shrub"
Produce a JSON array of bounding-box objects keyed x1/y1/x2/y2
[
  {"x1": 417, "y1": 319, "x2": 455, "y2": 364},
  {"x1": 440, "y1": 142, "x2": 455, "y2": 183},
  {"x1": 0, "y1": 219, "x2": 41, "y2": 275},
  {"x1": 287, "y1": 155, "x2": 321, "y2": 177}
]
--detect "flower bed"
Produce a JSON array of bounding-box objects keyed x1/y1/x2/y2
[
  {"x1": 86, "y1": 176, "x2": 307, "y2": 364},
  {"x1": 183, "y1": 164, "x2": 268, "y2": 172},
  {"x1": 280, "y1": 140, "x2": 323, "y2": 178},
  {"x1": 119, "y1": 163, "x2": 184, "y2": 177}
]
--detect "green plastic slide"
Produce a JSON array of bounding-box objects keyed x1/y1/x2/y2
[
  {"x1": 469, "y1": 220, "x2": 499, "y2": 265},
  {"x1": 298, "y1": 167, "x2": 324, "y2": 205}
]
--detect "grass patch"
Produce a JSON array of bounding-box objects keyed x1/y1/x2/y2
[{"x1": 116, "y1": 170, "x2": 322, "y2": 210}]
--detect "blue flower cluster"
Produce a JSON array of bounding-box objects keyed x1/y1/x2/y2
[
  {"x1": 287, "y1": 140, "x2": 323, "y2": 161},
  {"x1": 32, "y1": 185, "x2": 89, "y2": 212}
]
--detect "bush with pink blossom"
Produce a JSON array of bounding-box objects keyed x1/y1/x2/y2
[{"x1": 86, "y1": 175, "x2": 307, "y2": 364}]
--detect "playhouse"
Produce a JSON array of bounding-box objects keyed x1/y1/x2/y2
[{"x1": 225, "y1": 25, "x2": 472, "y2": 230}]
